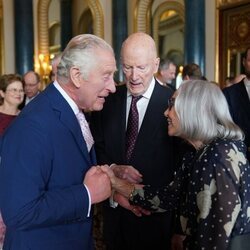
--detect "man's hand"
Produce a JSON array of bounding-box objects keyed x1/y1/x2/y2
[
  {"x1": 83, "y1": 165, "x2": 111, "y2": 204},
  {"x1": 111, "y1": 164, "x2": 143, "y2": 183}
]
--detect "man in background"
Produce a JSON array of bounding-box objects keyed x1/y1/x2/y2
[
  {"x1": 182, "y1": 62, "x2": 203, "y2": 81},
  {"x1": 23, "y1": 70, "x2": 41, "y2": 105},
  {"x1": 223, "y1": 47, "x2": 250, "y2": 161},
  {"x1": 91, "y1": 32, "x2": 177, "y2": 250},
  {"x1": 155, "y1": 58, "x2": 176, "y2": 90},
  {"x1": 0, "y1": 34, "x2": 116, "y2": 250}
]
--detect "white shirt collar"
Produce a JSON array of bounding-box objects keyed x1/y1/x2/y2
[
  {"x1": 155, "y1": 77, "x2": 165, "y2": 86},
  {"x1": 53, "y1": 80, "x2": 80, "y2": 115},
  {"x1": 126, "y1": 77, "x2": 155, "y2": 100},
  {"x1": 244, "y1": 77, "x2": 250, "y2": 86}
]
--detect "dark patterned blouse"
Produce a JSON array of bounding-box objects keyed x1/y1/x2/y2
[{"x1": 131, "y1": 138, "x2": 250, "y2": 249}]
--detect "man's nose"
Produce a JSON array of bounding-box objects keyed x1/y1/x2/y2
[
  {"x1": 131, "y1": 68, "x2": 138, "y2": 80},
  {"x1": 108, "y1": 78, "x2": 116, "y2": 93}
]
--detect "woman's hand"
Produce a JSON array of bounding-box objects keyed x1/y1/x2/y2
[
  {"x1": 114, "y1": 192, "x2": 151, "y2": 217},
  {"x1": 100, "y1": 166, "x2": 144, "y2": 199}
]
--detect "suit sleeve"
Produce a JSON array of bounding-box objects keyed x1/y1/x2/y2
[{"x1": 0, "y1": 117, "x2": 90, "y2": 230}]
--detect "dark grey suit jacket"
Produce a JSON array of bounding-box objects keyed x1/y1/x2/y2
[
  {"x1": 91, "y1": 81, "x2": 181, "y2": 250},
  {"x1": 223, "y1": 80, "x2": 250, "y2": 161}
]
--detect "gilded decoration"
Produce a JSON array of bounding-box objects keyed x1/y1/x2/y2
[
  {"x1": 134, "y1": 0, "x2": 153, "y2": 33},
  {"x1": 228, "y1": 11, "x2": 250, "y2": 50},
  {"x1": 86, "y1": 0, "x2": 104, "y2": 38},
  {"x1": 218, "y1": 0, "x2": 250, "y2": 86},
  {"x1": 38, "y1": 0, "x2": 51, "y2": 55},
  {"x1": 217, "y1": 0, "x2": 249, "y2": 8}
]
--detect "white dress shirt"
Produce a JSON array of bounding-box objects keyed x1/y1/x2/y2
[
  {"x1": 126, "y1": 78, "x2": 155, "y2": 131},
  {"x1": 244, "y1": 78, "x2": 250, "y2": 99}
]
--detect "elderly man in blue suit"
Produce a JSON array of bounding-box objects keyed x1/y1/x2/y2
[{"x1": 0, "y1": 34, "x2": 116, "y2": 250}]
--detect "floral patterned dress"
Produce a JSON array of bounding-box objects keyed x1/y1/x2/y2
[{"x1": 131, "y1": 138, "x2": 250, "y2": 249}]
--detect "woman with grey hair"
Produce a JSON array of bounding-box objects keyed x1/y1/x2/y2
[{"x1": 102, "y1": 80, "x2": 250, "y2": 249}]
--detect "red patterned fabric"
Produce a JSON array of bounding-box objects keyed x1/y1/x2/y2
[{"x1": 0, "y1": 213, "x2": 5, "y2": 248}]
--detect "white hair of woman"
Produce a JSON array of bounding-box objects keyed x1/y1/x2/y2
[{"x1": 175, "y1": 80, "x2": 244, "y2": 143}]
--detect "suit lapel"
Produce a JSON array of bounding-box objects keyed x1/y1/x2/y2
[
  {"x1": 45, "y1": 84, "x2": 92, "y2": 165},
  {"x1": 138, "y1": 83, "x2": 166, "y2": 140},
  {"x1": 238, "y1": 82, "x2": 250, "y2": 109}
]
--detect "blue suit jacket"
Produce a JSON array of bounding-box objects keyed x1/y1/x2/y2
[{"x1": 0, "y1": 83, "x2": 96, "y2": 250}]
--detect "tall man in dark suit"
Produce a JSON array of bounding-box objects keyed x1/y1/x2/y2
[
  {"x1": 223, "y1": 47, "x2": 250, "y2": 161},
  {"x1": 91, "y1": 32, "x2": 177, "y2": 250},
  {"x1": 0, "y1": 34, "x2": 117, "y2": 250}
]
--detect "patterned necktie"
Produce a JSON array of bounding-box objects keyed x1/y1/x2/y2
[
  {"x1": 76, "y1": 111, "x2": 94, "y2": 152},
  {"x1": 126, "y1": 95, "x2": 142, "y2": 162}
]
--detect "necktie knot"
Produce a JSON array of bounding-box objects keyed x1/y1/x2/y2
[
  {"x1": 131, "y1": 95, "x2": 142, "y2": 103},
  {"x1": 76, "y1": 111, "x2": 94, "y2": 152}
]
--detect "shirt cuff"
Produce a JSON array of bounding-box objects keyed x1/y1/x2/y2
[
  {"x1": 84, "y1": 184, "x2": 92, "y2": 217},
  {"x1": 109, "y1": 190, "x2": 118, "y2": 208}
]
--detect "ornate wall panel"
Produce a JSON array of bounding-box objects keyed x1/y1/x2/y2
[
  {"x1": 86, "y1": 0, "x2": 104, "y2": 38},
  {"x1": 38, "y1": 0, "x2": 51, "y2": 55},
  {"x1": 218, "y1": 1, "x2": 250, "y2": 86},
  {"x1": 134, "y1": 0, "x2": 153, "y2": 33}
]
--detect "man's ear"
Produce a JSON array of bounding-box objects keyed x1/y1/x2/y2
[
  {"x1": 70, "y1": 67, "x2": 82, "y2": 88},
  {"x1": 154, "y1": 57, "x2": 160, "y2": 74},
  {"x1": 0, "y1": 90, "x2": 5, "y2": 98}
]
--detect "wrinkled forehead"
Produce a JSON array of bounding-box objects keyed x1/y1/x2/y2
[{"x1": 24, "y1": 73, "x2": 37, "y2": 83}]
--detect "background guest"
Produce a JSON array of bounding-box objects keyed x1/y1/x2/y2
[
  {"x1": 19, "y1": 70, "x2": 41, "y2": 109},
  {"x1": 0, "y1": 73, "x2": 24, "y2": 249},
  {"x1": 223, "y1": 47, "x2": 250, "y2": 161},
  {"x1": 103, "y1": 80, "x2": 250, "y2": 250},
  {"x1": 155, "y1": 57, "x2": 177, "y2": 90},
  {"x1": 182, "y1": 62, "x2": 203, "y2": 81},
  {"x1": 0, "y1": 74, "x2": 24, "y2": 135}
]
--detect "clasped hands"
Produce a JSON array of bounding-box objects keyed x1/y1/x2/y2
[
  {"x1": 85, "y1": 164, "x2": 150, "y2": 216},
  {"x1": 104, "y1": 164, "x2": 151, "y2": 217}
]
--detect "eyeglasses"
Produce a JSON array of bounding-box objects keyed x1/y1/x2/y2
[
  {"x1": 168, "y1": 97, "x2": 175, "y2": 110},
  {"x1": 6, "y1": 88, "x2": 25, "y2": 94}
]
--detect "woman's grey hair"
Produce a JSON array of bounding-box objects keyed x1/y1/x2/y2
[
  {"x1": 57, "y1": 34, "x2": 114, "y2": 82},
  {"x1": 175, "y1": 80, "x2": 244, "y2": 142}
]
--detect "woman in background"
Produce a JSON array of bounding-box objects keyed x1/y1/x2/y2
[
  {"x1": 0, "y1": 74, "x2": 24, "y2": 248},
  {"x1": 102, "y1": 80, "x2": 250, "y2": 250},
  {"x1": 0, "y1": 74, "x2": 24, "y2": 135}
]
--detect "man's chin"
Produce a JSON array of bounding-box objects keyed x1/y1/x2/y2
[{"x1": 93, "y1": 104, "x2": 104, "y2": 112}]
